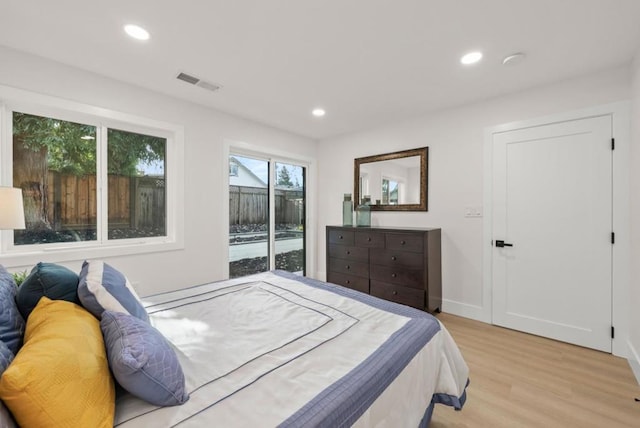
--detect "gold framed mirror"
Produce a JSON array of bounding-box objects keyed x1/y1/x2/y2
[{"x1": 354, "y1": 147, "x2": 428, "y2": 211}]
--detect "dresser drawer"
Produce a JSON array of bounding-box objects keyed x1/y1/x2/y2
[
  {"x1": 328, "y1": 229, "x2": 355, "y2": 246},
  {"x1": 370, "y1": 249, "x2": 424, "y2": 268},
  {"x1": 326, "y1": 225, "x2": 441, "y2": 314},
  {"x1": 385, "y1": 233, "x2": 423, "y2": 253},
  {"x1": 370, "y1": 281, "x2": 424, "y2": 310},
  {"x1": 327, "y1": 272, "x2": 370, "y2": 294},
  {"x1": 328, "y1": 244, "x2": 369, "y2": 262},
  {"x1": 355, "y1": 231, "x2": 385, "y2": 248},
  {"x1": 370, "y1": 264, "x2": 423, "y2": 289},
  {"x1": 328, "y1": 258, "x2": 369, "y2": 278}
]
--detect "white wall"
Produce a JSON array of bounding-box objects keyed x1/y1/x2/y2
[
  {"x1": 2, "y1": 46, "x2": 636, "y2": 361},
  {"x1": 316, "y1": 66, "x2": 631, "y2": 321},
  {"x1": 629, "y1": 52, "x2": 640, "y2": 379},
  {"x1": 0, "y1": 46, "x2": 317, "y2": 296}
]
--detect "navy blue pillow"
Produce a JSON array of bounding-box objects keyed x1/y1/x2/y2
[
  {"x1": 0, "y1": 265, "x2": 25, "y2": 354},
  {"x1": 16, "y1": 262, "x2": 79, "y2": 320}
]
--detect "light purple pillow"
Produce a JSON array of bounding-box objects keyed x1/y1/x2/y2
[
  {"x1": 100, "y1": 310, "x2": 188, "y2": 407},
  {"x1": 0, "y1": 340, "x2": 14, "y2": 376},
  {"x1": 0, "y1": 265, "x2": 25, "y2": 354},
  {"x1": 0, "y1": 340, "x2": 17, "y2": 427},
  {"x1": 0, "y1": 401, "x2": 17, "y2": 428}
]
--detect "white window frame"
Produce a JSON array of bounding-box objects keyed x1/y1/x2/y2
[{"x1": 0, "y1": 85, "x2": 184, "y2": 266}]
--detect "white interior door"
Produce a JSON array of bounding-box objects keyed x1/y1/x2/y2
[{"x1": 492, "y1": 115, "x2": 612, "y2": 352}]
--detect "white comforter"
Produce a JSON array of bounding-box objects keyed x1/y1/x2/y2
[{"x1": 114, "y1": 271, "x2": 468, "y2": 427}]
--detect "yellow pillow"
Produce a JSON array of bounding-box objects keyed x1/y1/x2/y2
[{"x1": 0, "y1": 297, "x2": 115, "y2": 427}]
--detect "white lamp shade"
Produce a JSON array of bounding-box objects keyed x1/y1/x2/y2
[{"x1": 0, "y1": 187, "x2": 26, "y2": 230}]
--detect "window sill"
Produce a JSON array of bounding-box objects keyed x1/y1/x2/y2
[{"x1": 0, "y1": 239, "x2": 184, "y2": 270}]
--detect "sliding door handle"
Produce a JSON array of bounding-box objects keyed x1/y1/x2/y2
[{"x1": 495, "y1": 240, "x2": 513, "y2": 248}]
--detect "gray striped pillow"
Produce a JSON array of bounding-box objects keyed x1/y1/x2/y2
[{"x1": 78, "y1": 260, "x2": 148, "y2": 322}]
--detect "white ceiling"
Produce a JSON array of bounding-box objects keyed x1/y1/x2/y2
[{"x1": 1, "y1": 0, "x2": 639, "y2": 140}]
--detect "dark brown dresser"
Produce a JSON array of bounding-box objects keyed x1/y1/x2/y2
[{"x1": 326, "y1": 226, "x2": 442, "y2": 313}]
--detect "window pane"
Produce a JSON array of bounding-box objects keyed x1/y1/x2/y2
[
  {"x1": 389, "y1": 180, "x2": 399, "y2": 205},
  {"x1": 229, "y1": 155, "x2": 269, "y2": 278},
  {"x1": 107, "y1": 129, "x2": 166, "y2": 240},
  {"x1": 382, "y1": 178, "x2": 399, "y2": 205},
  {"x1": 13, "y1": 112, "x2": 97, "y2": 245},
  {"x1": 382, "y1": 179, "x2": 389, "y2": 204},
  {"x1": 275, "y1": 162, "x2": 305, "y2": 275}
]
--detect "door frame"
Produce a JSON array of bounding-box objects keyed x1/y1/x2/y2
[
  {"x1": 482, "y1": 101, "x2": 630, "y2": 357},
  {"x1": 222, "y1": 139, "x2": 316, "y2": 280}
]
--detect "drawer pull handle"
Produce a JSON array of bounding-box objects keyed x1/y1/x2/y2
[
  {"x1": 339, "y1": 235, "x2": 344, "y2": 239},
  {"x1": 400, "y1": 240, "x2": 406, "y2": 245},
  {"x1": 391, "y1": 273, "x2": 397, "y2": 278},
  {"x1": 346, "y1": 265, "x2": 351, "y2": 270},
  {"x1": 367, "y1": 237, "x2": 372, "y2": 242},
  {"x1": 346, "y1": 251, "x2": 351, "y2": 255},
  {"x1": 391, "y1": 256, "x2": 397, "y2": 261},
  {"x1": 392, "y1": 291, "x2": 398, "y2": 295},
  {"x1": 346, "y1": 280, "x2": 351, "y2": 284}
]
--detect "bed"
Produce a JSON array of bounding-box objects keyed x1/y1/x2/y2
[{"x1": 114, "y1": 270, "x2": 469, "y2": 427}]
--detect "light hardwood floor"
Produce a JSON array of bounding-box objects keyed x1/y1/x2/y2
[{"x1": 431, "y1": 313, "x2": 640, "y2": 428}]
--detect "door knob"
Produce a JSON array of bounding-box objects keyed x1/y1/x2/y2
[{"x1": 495, "y1": 240, "x2": 513, "y2": 248}]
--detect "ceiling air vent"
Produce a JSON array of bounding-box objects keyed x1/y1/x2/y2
[
  {"x1": 176, "y1": 72, "x2": 222, "y2": 92},
  {"x1": 176, "y1": 72, "x2": 199, "y2": 85}
]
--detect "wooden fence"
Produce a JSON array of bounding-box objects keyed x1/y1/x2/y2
[
  {"x1": 229, "y1": 185, "x2": 304, "y2": 225},
  {"x1": 43, "y1": 177, "x2": 298, "y2": 229},
  {"x1": 47, "y1": 172, "x2": 165, "y2": 230}
]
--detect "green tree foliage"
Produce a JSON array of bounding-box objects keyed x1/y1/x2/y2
[
  {"x1": 13, "y1": 112, "x2": 165, "y2": 176},
  {"x1": 277, "y1": 165, "x2": 293, "y2": 187},
  {"x1": 107, "y1": 129, "x2": 165, "y2": 176},
  {"x1": 14, "y1": 112, "x2": 96, "y2": 175}
]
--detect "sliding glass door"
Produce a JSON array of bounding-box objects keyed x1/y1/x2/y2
[
  {"x1": 274, "y1": 162, "x2": 305, "y2": 273},
  {"x1": 228, "y1": 155, "x2": 269, "y2": 277},
  {"x1": 228, "y1": 154, "x2": 305, "y2": 278}
]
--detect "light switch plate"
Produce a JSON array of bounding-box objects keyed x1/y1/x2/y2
[{"x1": 465, "y1": 206, "x2": 483, "y2": 218}]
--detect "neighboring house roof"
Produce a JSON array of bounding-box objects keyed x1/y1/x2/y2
[{"x1": 229, "y1": 156, "x2": 267, "y2": 187}]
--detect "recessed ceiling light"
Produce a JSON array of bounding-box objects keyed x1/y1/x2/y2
[
  {"x1": 460, "y1": 51, "x2": 483, "y2": 65},
  {"x1": 312, "y1": 108, "x2": 326, "y2": 117},
  {"x1": 124, "y1": 24, "x2": 150, "y2": 41}
]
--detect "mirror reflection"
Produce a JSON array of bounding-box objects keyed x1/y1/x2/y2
[
  {"x1": 359, "y1": 156, "x2": 421, "y2": 205},
  {"x1": 354, "y1": 147, "x2": 428, "y2": 211}
]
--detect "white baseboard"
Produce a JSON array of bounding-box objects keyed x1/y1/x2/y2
[
  {"x1": 441, "y1": 299, "x2": 490, "y2": 323},
  {"x1": 627, "y1": 340, "x2": 640, "y2": 386}
]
